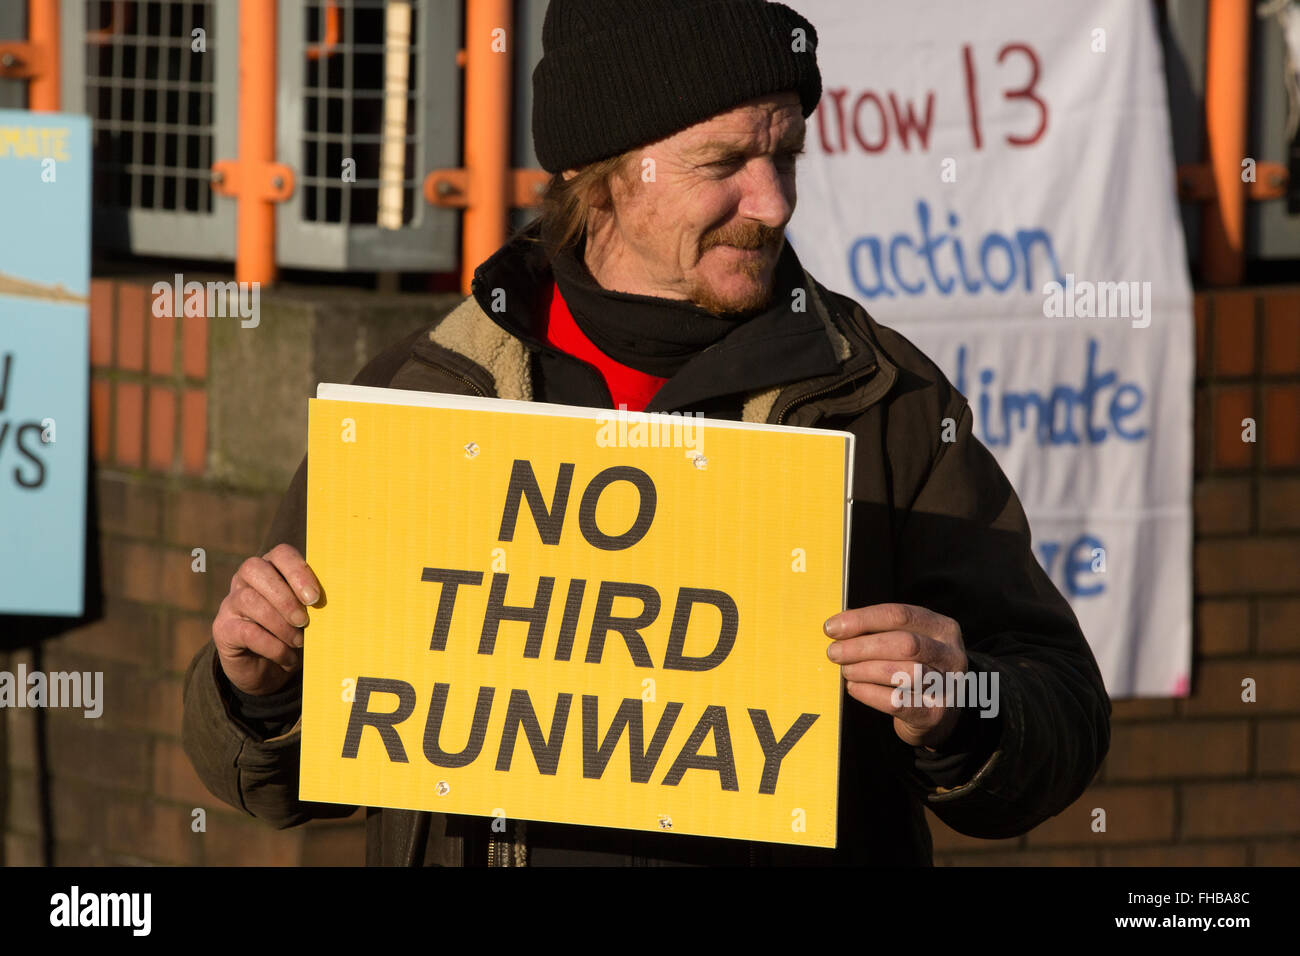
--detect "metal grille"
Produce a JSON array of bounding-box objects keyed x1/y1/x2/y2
[
  {"x1": 61, "y1": 0, "x2": 236, "y2": 258},
  {"x1": 85, "y1": 1, "x2": 215, "y2": 214},
  {"x1": 277, "y1": 0, "x2": 460, "y2": 271},
  {"x1": 300, "y1": 0, "x2": 420, "y2": 226}
]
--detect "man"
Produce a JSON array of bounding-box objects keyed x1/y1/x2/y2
[{"x1": 183, "y1": 0, "x2": 1110, "y2": 866}]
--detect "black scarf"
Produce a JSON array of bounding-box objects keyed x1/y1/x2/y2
[{"x1": 550, "y1": 235, "x2": 806, "y2": 378}]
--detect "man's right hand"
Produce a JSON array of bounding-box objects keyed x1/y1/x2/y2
[{"x1": 212, "y1": 543, "x2": 322, "y2": 696}]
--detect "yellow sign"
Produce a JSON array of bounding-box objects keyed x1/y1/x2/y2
[{"x1": 300, "y1": 387, "x2": 854, "y2": 848}]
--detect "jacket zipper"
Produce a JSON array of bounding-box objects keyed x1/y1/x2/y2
[
  {"x1": 775, "y1": 364, "x2": 877, "y2": 425},
  {"x1": 435, "y1": 364, "x2": 489, "y2": 399}
]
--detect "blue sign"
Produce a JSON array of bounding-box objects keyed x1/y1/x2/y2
[{"x1": 0, "y1": 110, "x2": 91, "y2": 616}]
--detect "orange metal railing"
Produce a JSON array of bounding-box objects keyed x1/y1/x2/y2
[
  {"x1": 1200, "y1": 0, "x2": 1253, "y2": 286},
  {"x1": 6, "y1": 1, "x2": 1286, "y2": 289},
  {"x1": 463, "y1": 0, "x2": 512, "y2": 294},
  {"x1": 27, "y1": 0, "x2": 59, "y2": 110}
]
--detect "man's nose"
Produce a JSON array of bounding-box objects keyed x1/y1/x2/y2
[{"x1": 736, "y1": 157, "x2": 795, "y2": 230}]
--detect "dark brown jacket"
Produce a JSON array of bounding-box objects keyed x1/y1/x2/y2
[{"x1": 182, "y1": 228, "x2": 1111, "y2": 865}]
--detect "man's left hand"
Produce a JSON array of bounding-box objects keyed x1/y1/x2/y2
[{"x1": 824, "y1": 603, "x2": 968, "y2": 750}]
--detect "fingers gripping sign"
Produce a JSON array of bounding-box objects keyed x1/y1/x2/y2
[
  {"x1": 823, "y1": 603, "x2": 968, "y2": 750},
  {"x1": 213, "y1": 543, "x2": 324, "y2": 696}
]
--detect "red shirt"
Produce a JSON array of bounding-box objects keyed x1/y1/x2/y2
[{"x1": 542, "y1": 279, "x2": 668, "y2": 412}]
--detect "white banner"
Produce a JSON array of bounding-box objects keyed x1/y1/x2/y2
[{"x1": 787, "y1": 0, "x2": 1194, "y2": 697}]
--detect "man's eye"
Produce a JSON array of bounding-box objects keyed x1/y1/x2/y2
[{"x1": 708, "y1": 156, "x2": 745, "y2": 170}]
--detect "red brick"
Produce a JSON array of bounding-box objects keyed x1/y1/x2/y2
[
  {"x1": 114, "y1": 671, "x2": 185, "y2": 738},
  {"x1": 1194, "y1": 294, "x2": 1208, "y2": 378},
  {"x1": 172, "y1": 615, "x2": 214, "y2": 673},
  {"x1": 5, "y1": 706, "x2": 38, "y2": 772},
  {"x1": 181, "y1": 388, "x2": 207, "y2": 475},
  {"x1": 1195, "y1": 539, "x2": 1300, "y2": 594},
  {"x1": 3, "y1": 833, "x2": 42, "y2": 866},
  {"x1": 1258, "y1": 598, "x2": 1300, "y2": 652},
  {"x1": 1194, "y1": 385, "x2": 1211, "y2": 476},
  {"x1": 90, "y1": 279, "x2": 114, "y2": 367},
  {"x1": 1212, "y1": 290, "x2": 1256, "y2": 376},
  {"x1": 97, "y1": 473, "x2": 164, "y2": 538},
  {"x1": 114, "y1": 381, "x2": 144, "y2": 467},
  {"x1": 1259, "y1": 477, "x2": 1300, "y2": 531},
  {"x1": 1263, "y1": 384, "x2": 1300, "y2": 468},
  {"x1": 1262, "y1": 290, "x2": 1300, "y2": 375},
  {"x1": 1101, "y1": 843, "x2": 1248, "y2": 866},
  {"x1": 1110, "y1": 698, "x2": 1178, "y2": 720},
  {"x1": 1257, "y1": 719, "x2": 1300, "y2": 774},
  {"x1": 162, "y1": 546, "x2": 209, "y2": 612},
  {"x1": 1180, "y1": 659, "x2": 1300, "y2": 715},
  {"x1": 1193, "y1": 478, "x2": 1251, "y2": 535},
  {"x1": 1196, "y1": 600, "x2": 1251, "y2": 656},
  {"x1": 116, "y1": 284, "x2": 147, "y2": 371},
  {"x1": 199, "y1": 816, "x2": 304, "y2": 866},
  {"x1": 104, "y1": 797, "x2": 196, "y2": 865},
  {"x1": 1183, "y1": 781, "x2": 1300, "y2": 838},
  {"x1": 149, "y1": 310, "x2": 175, "y2": 375},
  {"x1": 1211, "y1": 386, "x2": 1255, "y2": 470},
  {"x1": 98, "y1": 537, "x2": 127, "y2": 600},
  {"x1": 90, "y1": 379, "x2": 111, "y2": 463},
  {"x1": 182, "y1": 315, "x2": 208, "y2": 380},
  {"x1": 1103, "y1": 721, "x2": 1248, "y2": 780},
  {"x1": 166, "y1": 487, "x2": 267, "y2": 555},
  {"x1": 46, "y1": 719, "x2": 152, "y2": 790},
  {"x1": 147, "y1": 385, "x2": 177, "y2": 471},
  {"x1": 1026, "y1": 786, "x2": 1175, "y2": 846},
  {"x1": 153, "y1": 737, "x2": 215, "y2": 805},
  {"x1": 47, "y1": 777, "x2": 107, "y2": 845},
  {"x1": 51, "y1": 598, "x2": 161, "y2": 668},
  {"x1": 1254, "y1": 839, "x2": 1300, "y2": 865},
  {"x1": 119, "y1": 540, "x2": 164, "y2": 604},
  {"x1": 4, "y1": 768, "x2": 42, "y2": 835}
]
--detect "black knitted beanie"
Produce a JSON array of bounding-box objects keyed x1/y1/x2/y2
[{"x1": 532, "y1": 0, "x2": 822, "y2": 173}]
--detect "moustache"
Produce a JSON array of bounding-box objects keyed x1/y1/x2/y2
[{"x1": 700, "y1": 223, "x2": 784, "y2": 253}]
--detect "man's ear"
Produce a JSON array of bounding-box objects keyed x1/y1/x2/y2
[{"x1": 562, "y1": 169, "x2": 578, "y2": 182}]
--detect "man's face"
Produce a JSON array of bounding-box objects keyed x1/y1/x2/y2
[{"x1": 582, "y1": 92, "x2": 806, "y2": 316}]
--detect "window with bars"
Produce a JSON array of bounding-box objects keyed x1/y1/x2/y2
[
  {"x1": 85, "y1": 1, "x2": 216, "y2": 215},
  {"x1": 300, "y1": 0, "x2": 421, "y2": 227}
]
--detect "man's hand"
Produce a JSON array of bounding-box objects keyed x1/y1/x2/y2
[
  {"x1": 824, "y1": 602, "x2": 968, "y2": 750},
  {"x1": 212, "y1": 543, "x2": 322, "y2": 697}
]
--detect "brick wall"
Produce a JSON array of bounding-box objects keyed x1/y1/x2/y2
[{"x1": 2, "y1": 281, "x2": 1297, "y2": 866}]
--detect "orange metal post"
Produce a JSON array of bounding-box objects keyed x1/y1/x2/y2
[
  {"x1": 1201, "y1": 0, "x2": 1252, "y2": 286},
  {"x1": 237, "y1": 0, "x2": 278, "y2": 285},
  {"x1": 462, "y1": 0, "x2": 512, "y2": 293},
  {"x1": 27, "y1": 0, "x2": 59, "y2": 111}
]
